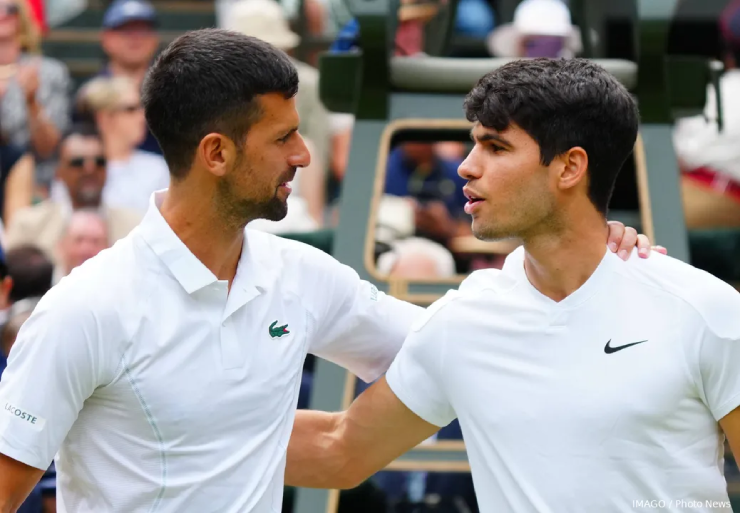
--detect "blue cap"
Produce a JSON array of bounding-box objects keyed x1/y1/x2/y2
[{"x1": 102, "y1": 0, "x2": 157, "y2": 29}]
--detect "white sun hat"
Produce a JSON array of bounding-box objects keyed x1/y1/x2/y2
[
  {"x1": 224, "y1": 0, "x2": 300, "y2": 51},
  {"x1": 487, "y1": 0, "x2": 586, "y2": 58}
]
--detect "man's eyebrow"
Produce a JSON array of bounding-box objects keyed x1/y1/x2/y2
[
  {"x1": 278, "y1": 126, "x2": 299, "y2": 138},
  {"x1": 469, "y1": 129, "x2": 512, "y2": 147}
]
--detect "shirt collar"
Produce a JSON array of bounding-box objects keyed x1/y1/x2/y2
[{"x1": 138, "y1": 190, "x2": 275, "y2": 295}]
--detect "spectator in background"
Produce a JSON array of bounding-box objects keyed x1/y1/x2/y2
[
  {"x1": 5, "y1": 245, "x2": 52, "y2": 304},
  {"x1": 455, "y1": 0, "x2": 495, "y2": 39},
  {"x1": 0, "y1": 0, "x2": 71, "y2": 194},
  {"x1": 97, "y1": 0, "x2": 161, "y2": 155},
  {"x1": 54, "y1": 209, "x2": 109, "y2": 283},
  {"x1": 385, "y1": 142, "x2": 471, "y2": 247},
  {"x1": 373, "y1": 195, "x2": 458, "y2": 279},
  {"x1": 77, "y1": 76, "x2": 169, "y2": 213},
  {"x1": 0, "y1": 141, "x2": 33, "y2": 224},
  {"x1": 487, "y1": 0, "x2": 584, "y2": 58},
  {"x1": 672, "y1": 0, "x2": 740, "y2": 229},
  {"x1": 0, "y1": 244, "x2": 51, "y2": 376},
  {"x1": 5, "y1": 125, "x2": 141, "y2": 263}
]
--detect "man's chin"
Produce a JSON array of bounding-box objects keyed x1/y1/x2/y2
[
  {"x1": 472, "y1": 224, "x2": 515, "y2": 243},
  {"x1": 259, "y1": 199, "x2": 289, "y2": 222}
]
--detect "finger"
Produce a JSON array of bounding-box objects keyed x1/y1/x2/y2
[
  {"x1": 606, "y1": 220, "x2": 625, "y2": 253},
  {"x1": 636, "y1": 234, "x2": 651, "y2": 258},
  {"x1": 616, "y1": 226, "x2": 638, "y2": 260},
  {"x1": 652, "y1": 245, "x2": 668, "y2": 255}
]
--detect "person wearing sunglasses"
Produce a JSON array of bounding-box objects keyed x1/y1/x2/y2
[
  {"x1": 4, "y1": 123, "x2": 141, "y2": 266},
  {"x1": 0, "y1": 0, "x2": 71, "y2": 196},
  {"x1": 77, "y1": 75, "x2": 170, "y2": 214}
]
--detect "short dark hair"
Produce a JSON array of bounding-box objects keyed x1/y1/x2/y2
[
  {"x1": 142, "y1": 28, "x2": 299, "y2": 179},
  {"x1": 5, "y1": 245, "x2": 53, "y2": 303},
  {"x1": 463, "y1": 58, "x2": 639, "y2": 215}
]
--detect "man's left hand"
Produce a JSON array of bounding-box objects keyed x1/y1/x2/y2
[{"x1": 607, "y1": 220, "x2": 667, "y2": 260}]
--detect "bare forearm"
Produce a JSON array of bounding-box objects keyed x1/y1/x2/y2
[
  {"x1": 285, "y1": 378, "x2": 440, "y2": 491},
  {"x1": 286, "y1": 410, "x2": 353, "y2": 489},
  {"x1": 0, "y1": 453, "x2": 44, "y2": 513}
]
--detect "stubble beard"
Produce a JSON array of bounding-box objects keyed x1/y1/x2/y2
[{"x1": 215, "y1": 170, "x2": 288, "y2": 231}]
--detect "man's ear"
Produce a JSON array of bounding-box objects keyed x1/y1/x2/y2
[
  {"x1": 557, "y1": 147, "x2": 589, "y2": 191},
  {"x1": 196, "y1": 134, "x2": 237, "y2": 178}
]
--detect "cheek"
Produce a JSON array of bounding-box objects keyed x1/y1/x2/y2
[{"x1": 481, "y1": 161, "x2": 527, "y2": 202}]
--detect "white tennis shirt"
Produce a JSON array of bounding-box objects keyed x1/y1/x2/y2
[
  {"x1": 387, "y1": 246, "x2": 740, "y2": 513},
  {"x1": 0, "y1": 191, "x2": 422, "y2": 512}
]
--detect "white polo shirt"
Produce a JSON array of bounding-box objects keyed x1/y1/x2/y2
[
  {"x1": 387, "y1": 247, "x2": 740, "y2": 513},
  {"x1": 0, "y1": 192, "x2": 422, "y2": 513}
]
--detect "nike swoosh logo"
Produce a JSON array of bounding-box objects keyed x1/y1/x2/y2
[{"x1": 604, "y1": 339, "x2": 648, "y2": 354}]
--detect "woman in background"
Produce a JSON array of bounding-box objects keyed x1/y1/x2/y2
[
  {"x1": 0, "y1": 0, "x2": 70, "y2": 196},
  {"x1": 76, "y1": 75, "x2": 169, "y2": 213}
]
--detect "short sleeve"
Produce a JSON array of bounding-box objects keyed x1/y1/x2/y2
[
  {"x1": 698, "y1": 326, "x2": 740, "y2": 421},
  {"x1": 688, "y1": 284, "x2": 740, "y2": 421},
  {"x1": 0, "y1": 294, "x2": 112, "y2": 470},
  {"x1": 305, "y1": 249, "x2": 423, "y2": 383},
  {"x1": 385, "y1": 292, "x2": 457, "y2": 428}
]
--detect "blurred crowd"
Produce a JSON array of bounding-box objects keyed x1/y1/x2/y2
[{"x1": 0, "y1": 0, "x2": 738, "y2": 511}]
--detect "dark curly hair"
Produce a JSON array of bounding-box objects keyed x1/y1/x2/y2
[{"x1": 463, "y1": 58, "x2": 639, "y2": 215}]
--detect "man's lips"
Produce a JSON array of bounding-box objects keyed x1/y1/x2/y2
[{"x1": 463, "y1": 186, "x2": 485, "y2": 214}]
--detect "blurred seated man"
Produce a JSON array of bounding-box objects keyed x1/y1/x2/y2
[
  {"x1": 385, "y1": 143, "x2": 471, "y2": 248},
  {"x1": 5, "y1": 124, "x2": 141, "y2": 263},
  {"x1": 377, "y1": 237, "x2": 456, "y2": 279},
  {"x1": 672, "y1": 0, "x2": 740, "y2": 229},
  {"x1": 5, "y1": 245, "x2": 52, "y2": 306},
  {"x1": 54, "y1": 209, "x2": 110, "y2": 283}
]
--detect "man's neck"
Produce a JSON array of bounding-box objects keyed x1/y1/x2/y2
[
  {"x1": 0, "y1": 39, "x2": 20, "y2": 66},
  {"x1": 521, "y1": 210, "x2": 609, "y2": 302},
  {"x1": 159, "y1": 185, "x2": 246, "y2": 287}
]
